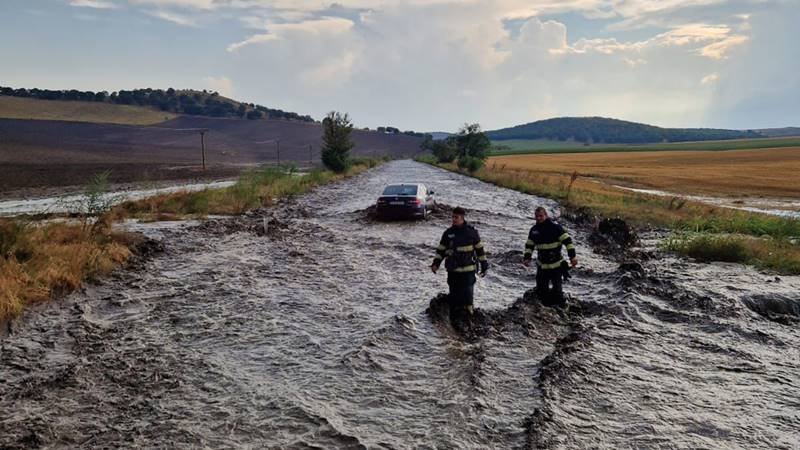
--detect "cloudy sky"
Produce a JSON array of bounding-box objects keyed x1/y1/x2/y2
[{"x1": 1, "y1": 0, "x2": 798, "y2": 131}]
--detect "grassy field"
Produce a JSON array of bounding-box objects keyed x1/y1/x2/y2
[
  {"x1": 0, "y1": 96, "x2": 176, "y2": 125},
  {"x1": 489, "y1": 147, "x2": 800, "y2": 198},
  {"x1": 490, "y1": 137, "x2": 800, "y2": 156}
]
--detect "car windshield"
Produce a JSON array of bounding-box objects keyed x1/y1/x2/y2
[{"x1": 382, "y1": 185, "x2": 418, "y2": 196}]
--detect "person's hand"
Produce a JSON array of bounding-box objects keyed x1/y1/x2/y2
[
  {"x1": 431, "y1": 264, "x2": 438, "y2": 274},
  {"x1": 570, "y1": 257, "x2": 578, "y2": 267},
  {"x1": 522, "y1": 259, "x2": 531, "y2": 267},
  {"x1": 479, "y1": 270, "x2": 487, "y2": 278}
]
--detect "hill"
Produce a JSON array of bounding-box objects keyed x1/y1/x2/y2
[
  {"x1": 486, "y1": 117, "x2": 762, "y2": 144},
  {"x1": 0, "y1": 96, "x2": 176, "y2": 125},
  {"x1": 0, "y1": 86, "x2": 314, "y2": 122},
  {"x1": 757, "y1": 127, "x2": 800, "y2": 137}
]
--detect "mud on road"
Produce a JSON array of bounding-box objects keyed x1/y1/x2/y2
[{"x1": 2, "y1": 161, "x2": 799, "y2": 448}]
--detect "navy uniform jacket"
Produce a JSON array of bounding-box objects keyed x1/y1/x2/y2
[
  {"x1": 432, "y1": 223, "x2": 489, "y2": 274},
  {"x1": 523, "y1": 218, "x2": 576, "y2": 269}
]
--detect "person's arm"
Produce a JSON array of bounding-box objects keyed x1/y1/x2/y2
[
  {"x1": 523, "y1": 228, "x2": 535, "y2": 266},
  {"x1": 473, "y1": 229, "x2": 488, "y2": 276},
  {"x1": 558, "y1": 225, "x2": 578, "y2": 266},
  {"x1": 431, "y1": 231, "x2": 447, "y2": 273}
]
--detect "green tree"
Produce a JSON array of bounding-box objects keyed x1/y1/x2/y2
[
  {"x1": 321, "y1": 111, "x2": 355, "y2": 173},
  {"x1": 454, "y1": 123, "x2": 490, "y2": 171},
  {"x1": 430, "y1": 139, "x2": 457, "y2": 163}
]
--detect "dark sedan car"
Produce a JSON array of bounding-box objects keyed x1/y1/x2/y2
[{"x1": 376, "y1": 183, "x2": 435, "y2": 219}]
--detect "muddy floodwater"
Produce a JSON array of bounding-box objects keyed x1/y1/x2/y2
[
  {"x1": 611, "y1": 184, "x2": 800, "y2": 219},
  {"x1": 0, "y1": 180, "x2": 237, "y2": 217},
  {"x1": 2, "y1": 161, "x2": 799, "y2": 448}
]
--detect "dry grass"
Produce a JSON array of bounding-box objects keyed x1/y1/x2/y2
[
  {"x1": 0, "y1": 96, "x2": 176, "y2": 125},
  {"x1": 1, "y1": 218, "x2": 134, "y2": 322},
  {"x1": 490, "y1": 147, "x2": 800, "y2": 198}
]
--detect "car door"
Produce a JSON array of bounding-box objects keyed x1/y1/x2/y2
[{"x1": 420, "y1": 184, "x2": 433, "y2": 210}]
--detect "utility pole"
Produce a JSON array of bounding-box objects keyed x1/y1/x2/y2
[
  {"x1": 200, "y1": 129, "x2": 208, "y2": 171},
  {"x1": 144, "y1": 126, "x2": 209, "y2": 170},
  {"x1": 254, "y1": 138, "x2": 281, "y2": 167},
  {"x1": 308, "y1": 144, "x2": 313, "y2": 167}
]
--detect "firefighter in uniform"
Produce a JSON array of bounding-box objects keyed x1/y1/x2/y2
[
  {"x1": 431, "y1": 207, "x2": 488, "y2": 321},
  {"x1": 522, "y1": 206, "x2": 577, "y2": 306}
]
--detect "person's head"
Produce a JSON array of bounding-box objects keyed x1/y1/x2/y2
[
  {"x1": 452, "y1": 206, "x2": 466, "y2": 226},
  {"x1": 534, "y1": 206, "x2": 548, "y2": 224}
]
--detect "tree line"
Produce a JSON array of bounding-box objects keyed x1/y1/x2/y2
[
  {"x1": 486, "y1": 117, "x2": 763, "y2": 144},
  {"x1": 0, "y1": 86, "x2": 315, "y2": 122},
  {"x1": 375, "y1": 126, "x2": 431, "y2": 139}
]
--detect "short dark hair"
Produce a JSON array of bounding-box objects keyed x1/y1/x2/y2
[
  {"x1": 452, "y1": 206, "x2": 466, "y2": 216},
  {"x1": 535, "y1": 206, "x2": 548, "y2": 215}
]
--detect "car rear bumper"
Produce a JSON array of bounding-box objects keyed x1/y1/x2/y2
[{"x1": 376, "y1": 204, "x2": 426, "y2": 218}]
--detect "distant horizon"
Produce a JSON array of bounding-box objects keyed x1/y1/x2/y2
[{"x1": 2, "y1": 78, "x2": 800, "y2": 135}]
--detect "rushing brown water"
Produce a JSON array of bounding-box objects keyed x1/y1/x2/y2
[{"x1": 2, "y1": 160, "x2": 799, "y2": 449}]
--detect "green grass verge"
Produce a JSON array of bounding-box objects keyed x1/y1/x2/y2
[
  {"x1": 662, "y1": 233, "x2": 800, "y2": 274},
  {"x1": 112, "y1": 159, "x2": 387, "y2": 219}
]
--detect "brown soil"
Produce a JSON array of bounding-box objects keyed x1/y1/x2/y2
[{"x1": 0, "y1": 117, "x2": 425, "y2": 198}]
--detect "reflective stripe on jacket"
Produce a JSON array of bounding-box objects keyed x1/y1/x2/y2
[
  {"x1": 433, "y1": 223, "x2": 489, "y2": 273},
  {"x1": 523, "y1": 218, "x2": 576, "y2": 269}
]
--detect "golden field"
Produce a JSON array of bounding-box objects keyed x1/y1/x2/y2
[
  {"x1": 0, "y1": 96, "x2": 176, "y2": 125},
  {"x1": 489, "y1": 147, "x2": 800, "y2": 198}
]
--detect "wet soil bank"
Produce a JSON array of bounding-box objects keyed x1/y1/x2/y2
[{"x1": 1, "y1": 160, "x2": 799, "y2": 448}]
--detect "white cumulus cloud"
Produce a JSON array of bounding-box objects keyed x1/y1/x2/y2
[
  {"x1": 147, "y1": 10, "x2": 198, "y2": 27},
  {"x1": 701, "y1": 73, "x2": 719, "y2": 84},
  {"x1": 203, "y1": 76, "x2": 234, "y2": 97},
  {"x1": 69, "y1": 0, "x2": 118, "y2": 9}
]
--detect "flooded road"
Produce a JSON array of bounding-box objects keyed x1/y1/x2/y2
[
  {"x1": 0, "y1": 180, "x2": 236, "y2": 217},
  {"x1": 2, "y1": 160, "x2": 799, "y2": 448}
]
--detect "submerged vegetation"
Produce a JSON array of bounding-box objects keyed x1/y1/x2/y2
[{"x1": 416, "y1": 157, "x2": 800, "y2": 274}]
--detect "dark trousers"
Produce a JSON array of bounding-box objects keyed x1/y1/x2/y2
[
  {"x1": 447, "y1": 271, "x2": 476, "y2": 329},
  {"x1": 536, "y1": 267, "x2": 564, "y2": 306},
  {"x1": 447, "y1": 271, "x2": 476, "y2": 307}
]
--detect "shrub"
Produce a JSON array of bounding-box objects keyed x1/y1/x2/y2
[
  {"x1": 431, "y1": 139, "x2": 457, "y2": 163},
  {"x1": 663, "y1": 233, "x2": 749, "y2": 263},
  {"x1": 457, "y1": 155, "x2": 484, "y2": 172}
]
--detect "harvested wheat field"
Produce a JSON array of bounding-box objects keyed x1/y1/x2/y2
[
  {"x1": 0, "y1": 96, "x2": 176, "y2": 125},
  {"x1": 490, "y1": 147, "x2": 800, "y2": 198}
]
